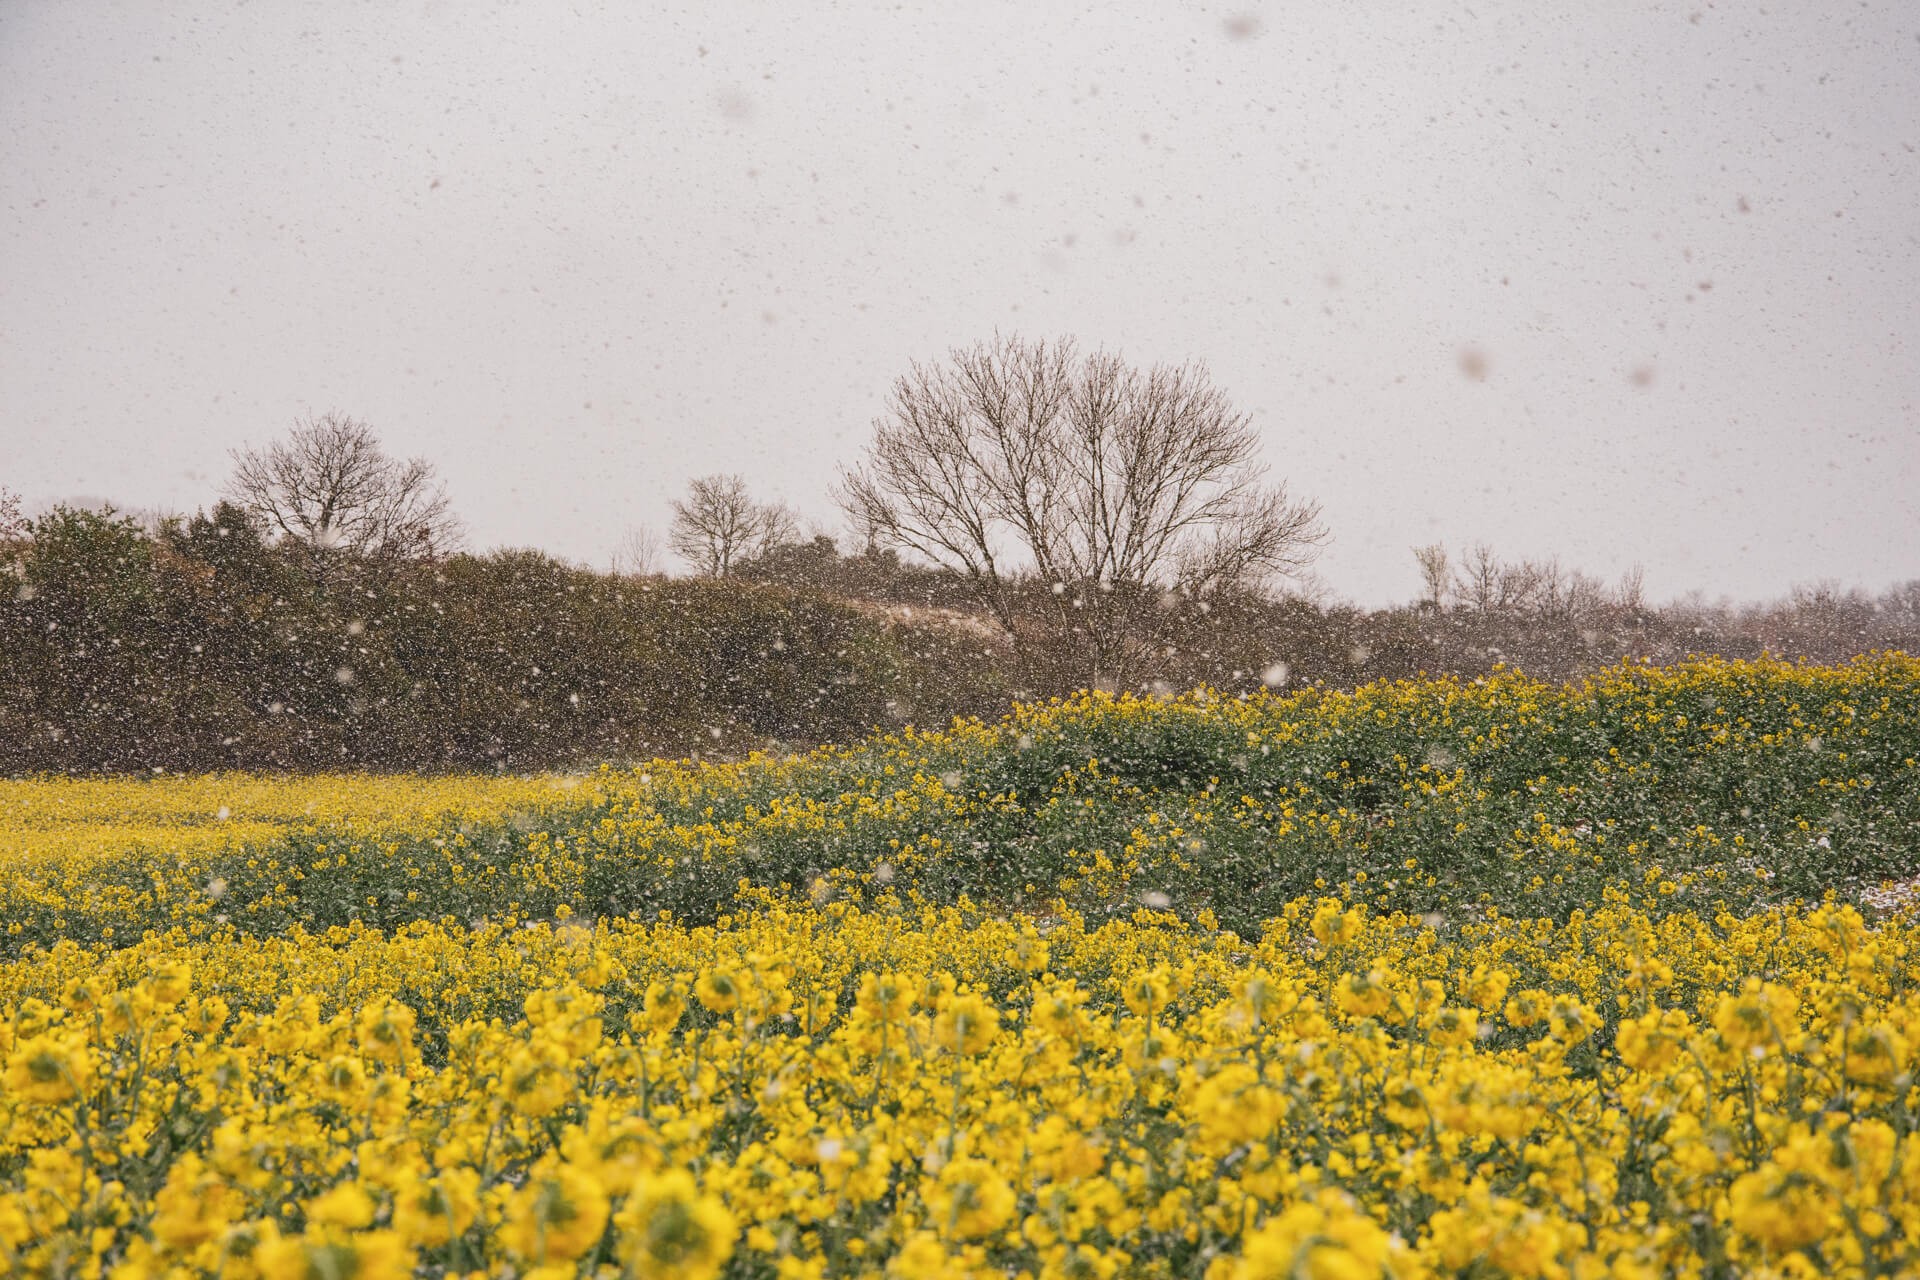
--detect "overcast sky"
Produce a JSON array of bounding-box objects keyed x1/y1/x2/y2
[{"x1": 3, "y1": 1, "x2": 1916, "y2": 606}]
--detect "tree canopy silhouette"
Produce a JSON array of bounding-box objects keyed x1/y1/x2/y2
[
  {"x1": 839, "y1": 334, "x2": 1325, "y2": 692},
  {"x1": 225, "y1": 413, "x2": 459, "y2": 561}
]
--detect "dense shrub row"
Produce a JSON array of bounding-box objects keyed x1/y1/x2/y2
[{"x1": 0, "y1": 505, "x2": 1004, "y2": 774}]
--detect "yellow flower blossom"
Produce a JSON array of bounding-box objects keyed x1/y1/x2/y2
[
  {"x1": 502, "y1": 1162, "x2": 611, "y2": 1264},
  {"x1": 1227, "y1": 1190, "x2": 1409, "y2": 1280},
  {"x1": 927, "y1": 1157, "x2": 1017, "y2": 1240},
  {"x1": 932, "y1": 990, "x2": 1001, "y2": 1056},
  {"x1": 613, "y1": 1169, "x2": 737, "y2": 1279}
]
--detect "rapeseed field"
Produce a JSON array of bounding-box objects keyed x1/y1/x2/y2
[{"x1": 2, "y1": 656, "x2": 1917, "y2": 1277}]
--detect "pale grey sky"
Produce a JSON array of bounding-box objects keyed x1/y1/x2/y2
[{"x1": 3, "y1": 1, "x2": 1916, "y2": 606}]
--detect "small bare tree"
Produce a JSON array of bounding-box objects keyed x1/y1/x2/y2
[
  {"x1": 1616, "y1": 563, "x2": 1646, "y2": 613},
  {"x1": 838, "y1": 334, "x2": 1325, "y2": 693},
  {"x1": 1453, "y1": 542, "x2": 1501, "y2": 613},
  {"x1": 669, "y1": 474, "x2": 798, "y2": 577},
  {"x1": 1452, "y1": 544, "x2": 1554, "y2": 614},
  {"x1": 1412, "y1": 543, "x2": 1451, "y2": 610},
  {"x1": 610, "y1": 524, "x2": 664, "y2": 577},
  {"x1": 225, "y1": 413, "x2": 459, "y2": 560},
  {"x1": 0, "y1": 486, "x2": 26, "y2": 543}
]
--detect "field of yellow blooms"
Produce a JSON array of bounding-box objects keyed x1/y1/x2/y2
[
  {"x1": 3, "y1": 656, "x2": 1918, "y2": 1278},
  {"x1": 1, "y1": 772, "x2": 596, "y2": 868}
]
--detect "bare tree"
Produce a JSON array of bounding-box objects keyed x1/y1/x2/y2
[
  {"x1": 225, "y1": 413, "x2": 459, "y2": 560},
  {"x1": 610, "y1": 523, "x2": 664, "y2": 577},
  {"x1": 0, "y1": 486, "x2": 25, "y2": 544},
  {"x1": 759, "y1": 501, "x2": 801, "y2": 556},
  {"x1": 1453, "y1": 542, "x2": 1501, "y2": 613},
  {"x1": 1412, "y1": 543, "x2": 1451, "y2": 610},
  {"x1": 837, "y1": 334, "x2": 1325, "y2": 693},
  {"x1": 1452, "y1": 544, "x2": 1554, "y2": 614},
  {"x1": 1616, "y1": 563, "x2": 1647, "y2": 613},
  {"x1": 1499, "y1": 558, "x2": 1550, "y2": 614},
  {"x1": 1561, "y1": 568, "x2": 1615, "y2": 620},
  {"x1": 126, "y1": 505, "x2": 187, "y2": 541},
  {"x1": 669, "y1": 474, "x2": 798, "y2": 576}
]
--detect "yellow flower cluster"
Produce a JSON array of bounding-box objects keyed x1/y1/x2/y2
[
  {"x1": 0, "y1": 772, "x2": 597, "y2": 946},
  {"x1": 1, "y1": 892, "x2": 1916, "y2": 1278},
  {"x1": 2, "y1": 771, "x2": 588, "y2": 862},
  {"x1": 530, "y1": 651, "x2": 1920, "y2": 930},
  {"x1": 4, "y1": 655, "x2": 1916, "y2": 951}
]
